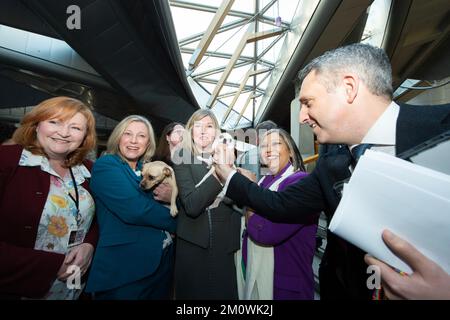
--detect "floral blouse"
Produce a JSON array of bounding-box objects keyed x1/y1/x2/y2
[{"x1": 19, "y1": 149, "x2": 95, "y2": 300}]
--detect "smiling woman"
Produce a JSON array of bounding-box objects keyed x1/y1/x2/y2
[
  {"x1": 0, "y1": 96, "x2": 98, "y2": 300},
  {"x1": 237, "y1": 128, "x2": 317, "y2": 300},
  {"x1": 118, "y1": 121, "x2": 151, "y2": 170},
  {"x1": 35, "y1": 113, "x2": 88, "y2": 174},
  {"x1": 12, "y1": 97, "x2": 96, "y2": 168},
  {"x1": 85, "y1": 115, "x2": 177, "y2": 300},
  {"x1": 172, "y1": 109, "x2": 242, "y2": 300}
]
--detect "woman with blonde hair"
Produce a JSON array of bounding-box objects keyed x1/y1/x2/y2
[
  {"x1": 172, "y1": 109, "x2": 241, "y2": 299},
  {"x1": 0, "y1": 96, "x2": 98, "y2": 299},
  {"x1": 86, "y1": 115, "x2": 177, "y2": 300}
]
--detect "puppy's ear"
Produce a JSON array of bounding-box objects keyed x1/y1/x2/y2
[{"x1": 163, "y1": 167, "x2": 172, "y2": 177}]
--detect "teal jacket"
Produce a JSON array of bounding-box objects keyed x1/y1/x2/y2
[{"x1": 86, "y1": 154, "x2": 177, "y2": 292}]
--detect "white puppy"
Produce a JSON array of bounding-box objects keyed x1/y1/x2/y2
[
  {"x1": 195, "y1": 133, "x2": 236, "y2": 209},
  {"x1": 195, "y1": 132, "x2": 235, "y2": 188}
]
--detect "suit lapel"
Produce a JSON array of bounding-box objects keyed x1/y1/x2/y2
[
  {"x1": 191, "y1": 161, "x2": 212, "y2": 184},
  {"x1": 322, "y1": 145, "x2": 352, "y2": 182},
  {"x1": 319, "y1": 145, "x2": 353, "y2": 203}
]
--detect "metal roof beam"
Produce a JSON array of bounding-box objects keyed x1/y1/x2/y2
[
  {"x1": 192, "y1": 61, "x2": 252, "y2": 79},
  {"x1": 218, "y1": 88, "x2": 253, "y2": 99},
  {"x1": 221, "y1": 67, "x2": 271, "y2": 125},
  {"x1": 197, "y1": 78, "x2": 254, "y2": 90},
  {"x1": 205, "y1": 23, "x2": 254, "y2": 108},
  {"x1": 179, "y1": 18, "x2": 248, "y2": 47},
  {"x1": 206, "y1": 23, "x2": 282, "y2": 108},
  {"x1": 170, "y1": 0, "x2": 290, "y2": 28},
  {"x1": 257, "y1": 0, "x2": 290, "y2": 28},
  {"x1": 233, "y1": 93, "x2": 257, "y2": 128},
  {"x1": 247, "y1": 28, "x2": 286, "y2": 43},
  {"x1": 181, "y1": 47, "x2": 254, "y2": 63},
  {"x1": 169, "y1": 0, "x2": 253, "y2": 19},
  {"x1": 181, "y1": 45, "x2": 277, "y2": 69},
  {"x1": 255, "y1": 71, "x2": 272, "y2": 87},
  {"x1": 256, "y1": 33, "x2": 286, "y2": 60},
  {"x1": 188, "y1": 0, "x2": 236, "y2": 71}
]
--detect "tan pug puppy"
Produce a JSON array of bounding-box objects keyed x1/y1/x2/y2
[{"x1": 140, "y1": 161, "x2": 178, "y2": 217}]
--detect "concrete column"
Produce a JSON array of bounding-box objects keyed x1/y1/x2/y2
[{"x1": 290, "y1": 97, "x2": 315, "y2": 158}]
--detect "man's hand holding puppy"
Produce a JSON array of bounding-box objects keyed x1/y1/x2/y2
[{"x1": 213, "y1": 143, "x2": 236, "y2": 183}]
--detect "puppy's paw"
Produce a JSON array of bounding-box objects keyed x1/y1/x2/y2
[{"x1": 170, "y1": 205, "x2": 178, "y2": 217}]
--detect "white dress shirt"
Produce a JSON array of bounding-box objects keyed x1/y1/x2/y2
[{"x1": 350, "y1": 101, "x2": 400, "y2": 156}]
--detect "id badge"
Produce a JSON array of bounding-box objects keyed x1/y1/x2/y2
[{"x1": 67, "y1": 228, "x2": 86, "y2": 247}]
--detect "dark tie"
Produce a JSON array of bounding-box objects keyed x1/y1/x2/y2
[{"x1": 350, "y1": 143, "x2": 373, "y2": 167}]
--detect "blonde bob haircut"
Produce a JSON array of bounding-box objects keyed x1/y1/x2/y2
[
  {"x1": 12, "y1": 96, "x2": 96, "y2": 167},
  {"x1": 106, "y1": 115, "x2": 156, "y2": 163},
  {"x1": 181, "y1": 109, "x2": 220, "y2": 156}
]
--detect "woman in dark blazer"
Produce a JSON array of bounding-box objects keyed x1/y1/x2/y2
[
  {"x1": 86, "y1": 115, "x2": 177, "y2": 300},
  {"x1": 0, "y1": 97, "x2": 98, "y2": 299},
  {"x1": 172, "y1": 109, "x2": 241, "y2": 300}
]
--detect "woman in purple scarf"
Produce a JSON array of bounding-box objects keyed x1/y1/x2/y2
[{"x1": 237, "y1": 128, "x2": 319, "y2": 300}]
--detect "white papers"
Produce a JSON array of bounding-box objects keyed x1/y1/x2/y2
[{"x1": 329, "y1": 150, "x2": 450, "y2": 274}]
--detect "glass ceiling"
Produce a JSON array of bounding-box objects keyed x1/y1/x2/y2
[
  {"x1": 0, "y1": 0, "x2": 394, "y2": 132},
  {"x1": 169, "y1": 0, "x2": 394, "y2": 130},
  {"x1": 169, "y1": 0, "x2": 314, "y2": 130}
]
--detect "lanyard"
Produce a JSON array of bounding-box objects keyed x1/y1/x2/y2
[{"x1": 68, "y1": 167, "x2": 81, "y2": 227}]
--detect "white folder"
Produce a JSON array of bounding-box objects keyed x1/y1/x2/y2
[{"x1": 329, "y1": 150, "x2": 450, "y2": 274}]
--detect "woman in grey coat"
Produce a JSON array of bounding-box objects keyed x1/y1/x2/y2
[{"x1": 172, "y1": 109, "x2": 241, "y2": 300}]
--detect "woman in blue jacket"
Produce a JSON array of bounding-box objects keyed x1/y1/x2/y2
[{"x1": 86, "y1": 115, "x2": 177, "y2": 299}]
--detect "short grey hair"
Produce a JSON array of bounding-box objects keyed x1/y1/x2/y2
[
  {"x1": 298, "y1": 43, "x2": 393, "y2": 99},
  {"x1": 106, "y1": 115, "x2": 156, "y2": 163}
]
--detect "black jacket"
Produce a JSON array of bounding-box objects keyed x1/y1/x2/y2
[{"x1": 173, "y1": 151, "x2": 241, "y2": 252}]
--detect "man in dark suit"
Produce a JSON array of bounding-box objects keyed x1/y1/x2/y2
[{"x1": 214, "y1": 43, "x2": 450, "y2": 299}]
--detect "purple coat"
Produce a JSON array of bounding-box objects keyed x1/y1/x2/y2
[{"x1": 243, "y1": 164, "x2": 318, "y2": 300}]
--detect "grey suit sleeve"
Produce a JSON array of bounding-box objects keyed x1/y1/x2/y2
[{"x1": 173, "y1": 162, "x2": 223, "y2": 218}]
